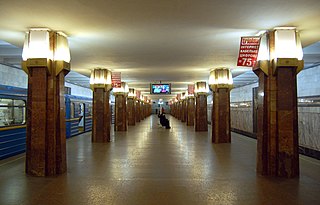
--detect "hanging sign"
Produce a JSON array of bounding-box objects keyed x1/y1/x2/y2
[
  {"x1": 177, "y1": 94, "x2": 181, "y2": 100},
  {"x1": 188, "y1": 84, "x2": 195, "y2": 95},
  {"x1": 237, "y1": 36, "x2": 261, "y2": 67},
  {"x1": 136, "y1": 90, "x2": 141, "y2": 99},
  {"x1": 111, "y1": 72, "x2": 121, "y2": 88}
]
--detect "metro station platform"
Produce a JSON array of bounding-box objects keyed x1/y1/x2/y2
[{"x1": 0, "y1": 115, "x2": 320, "y2": 205}]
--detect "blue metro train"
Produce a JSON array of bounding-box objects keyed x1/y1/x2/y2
[{"x1": 0, "y1": 84, "x2": 92, "y2": 160}]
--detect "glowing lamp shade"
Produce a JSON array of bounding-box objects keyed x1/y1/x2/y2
[
  {"x1": 22, "y1": 29, "x2": 71, "y2": 63},
  {"x1": 183, "y1": 91, "x2": 192, "y2": 98},
  {"x1": 136, "y1": 90, "x2": 141, "y2": 100},
  {"x1": 113, "y1": 82, "x2": 129, "y2": 93},
  {"x1": 54, "y1": 32, "x2": 71, "y2": 63},
  {"x1": 209, "y1": 68, "x2": 233, "y2": 86},
  {"x1": 22, "y1": 29, "x2": 52, "y2": 61},
  {"x1": 128, "y1": 88, "x2": 135, "y2": 97},
  {"x1": 274, "y1": 28, "x2": 303, "y2": 60},
  {"x1": 195, "y1": 82, "x2": 208, "y2": 93},
  {"x1": 90, "y1": 68, "x2": 112, "y2": 85}
]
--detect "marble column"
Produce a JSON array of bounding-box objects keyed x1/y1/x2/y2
[
  {"x1": 195, "y1": 94, "x2": 208, "y2": 131},
  {"x1": 177, "y1": 101, "x2": 182, "y2": 120},
  {"x1": 136, "y1": 100, "x2": 141, "y2": 122},
  {"x1": 127, "y1": 97, "x2": 136, "y2": 126},
  {"x1": 92, "y1": 85, "x2": 111, "y2": 142},
  {"x1": 175, "y1": 102, "x2": 179, "y2": 118},
  {"x1": 140, "y1": 101, "x2": 145, "y2": 121},
  {"x1": 172, "y1": 103, "x2": 175, "y2": 117},
  {"x1": 211, "y1": 87, "x2": 231, "y2": 143},
  {"x1": 24, "y1": 59, "x2": 69, "y2": 176},
  {"x1": 114, "y1": 93, "x2": 127, "y2": 131},
  {"x1": 171, "y1": 103, "x2": 174, "y2": 117},
  {"x1": 187, "y1": 97, "x2": 195, "y2": 126},
  {"x1": 253, "y1": 30, "x2": 303, "y2": 178},
  {"x1": 22, "y1": 29, "x2": 70, "y2": 177},
  {"x1": 181, "y1": 99, "x2": 186, "y2": 122}
]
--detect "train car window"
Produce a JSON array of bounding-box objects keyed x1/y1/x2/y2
[
  {"x1": 70, "y1": 103, "x2": 75, "y2": 118},
  {"x1": 0, "y1": 98, "x2": 26, "y2": 127},
  {"x1": 87, "y1": 103, "x2": 92, "y2": 116}
]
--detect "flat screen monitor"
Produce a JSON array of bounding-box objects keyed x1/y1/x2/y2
[{"x1": 150, "y1": 84, "x2": 171, "y2": 94}]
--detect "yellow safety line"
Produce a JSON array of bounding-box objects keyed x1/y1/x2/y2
[
  {"x1": 66, "y1": 116, "x2": 92, "y2": 122},
  {"x1": 0, "y1": 125, "x2": 26, "y2": 131},
  {"x1": 66, "y1": 118, "x2": 80, "y2": 122}
]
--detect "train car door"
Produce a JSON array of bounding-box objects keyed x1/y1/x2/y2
[
  {"x1": 84, "y1": 102, "x2": 92, "y2": 132},
  {"x1": 78, "y1": 103, "x2": 85, "y2": 132}
]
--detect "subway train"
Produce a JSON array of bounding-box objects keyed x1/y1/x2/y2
[{"x1": 0, "y1": 84, "x2": 93, "y2": 160}]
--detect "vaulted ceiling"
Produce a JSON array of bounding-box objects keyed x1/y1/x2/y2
[{"x1": 1, "y1": 0, "x2": 320, "y2": 100}]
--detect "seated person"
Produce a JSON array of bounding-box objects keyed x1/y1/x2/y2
[{"x1": 158, "y1": 113, "x2": 171, "y2": 129}]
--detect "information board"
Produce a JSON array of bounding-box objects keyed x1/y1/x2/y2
[{"x1": 237, "y1": 37, "x2": 261, "y2": 67}]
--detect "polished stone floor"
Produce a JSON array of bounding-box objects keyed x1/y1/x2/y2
[{"x1": 1, "y1": 115, "x2": 320, "y2": 205}]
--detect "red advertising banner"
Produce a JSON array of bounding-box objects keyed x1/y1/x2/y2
[
  {"x1": 188, "y1": 84, "x2": 195, "y2": 95},
  {"x1": 111, "y1": 72, "x2": 121, "y2": 88},
  {"x1": 136, "y1": 90, "x2": 141, "y2": 99},
  {"x1": 237, "y1": 36, "x2": 261, "y2": 67}
]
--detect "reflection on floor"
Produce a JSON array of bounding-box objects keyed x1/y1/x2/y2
[{"x1": 0, "y1": 114, "x2": 320, "y2": 205}]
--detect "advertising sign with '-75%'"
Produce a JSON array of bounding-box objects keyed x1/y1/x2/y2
[{"x1": 237, "y1": 36, "x2": 261, "y2": 67}]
